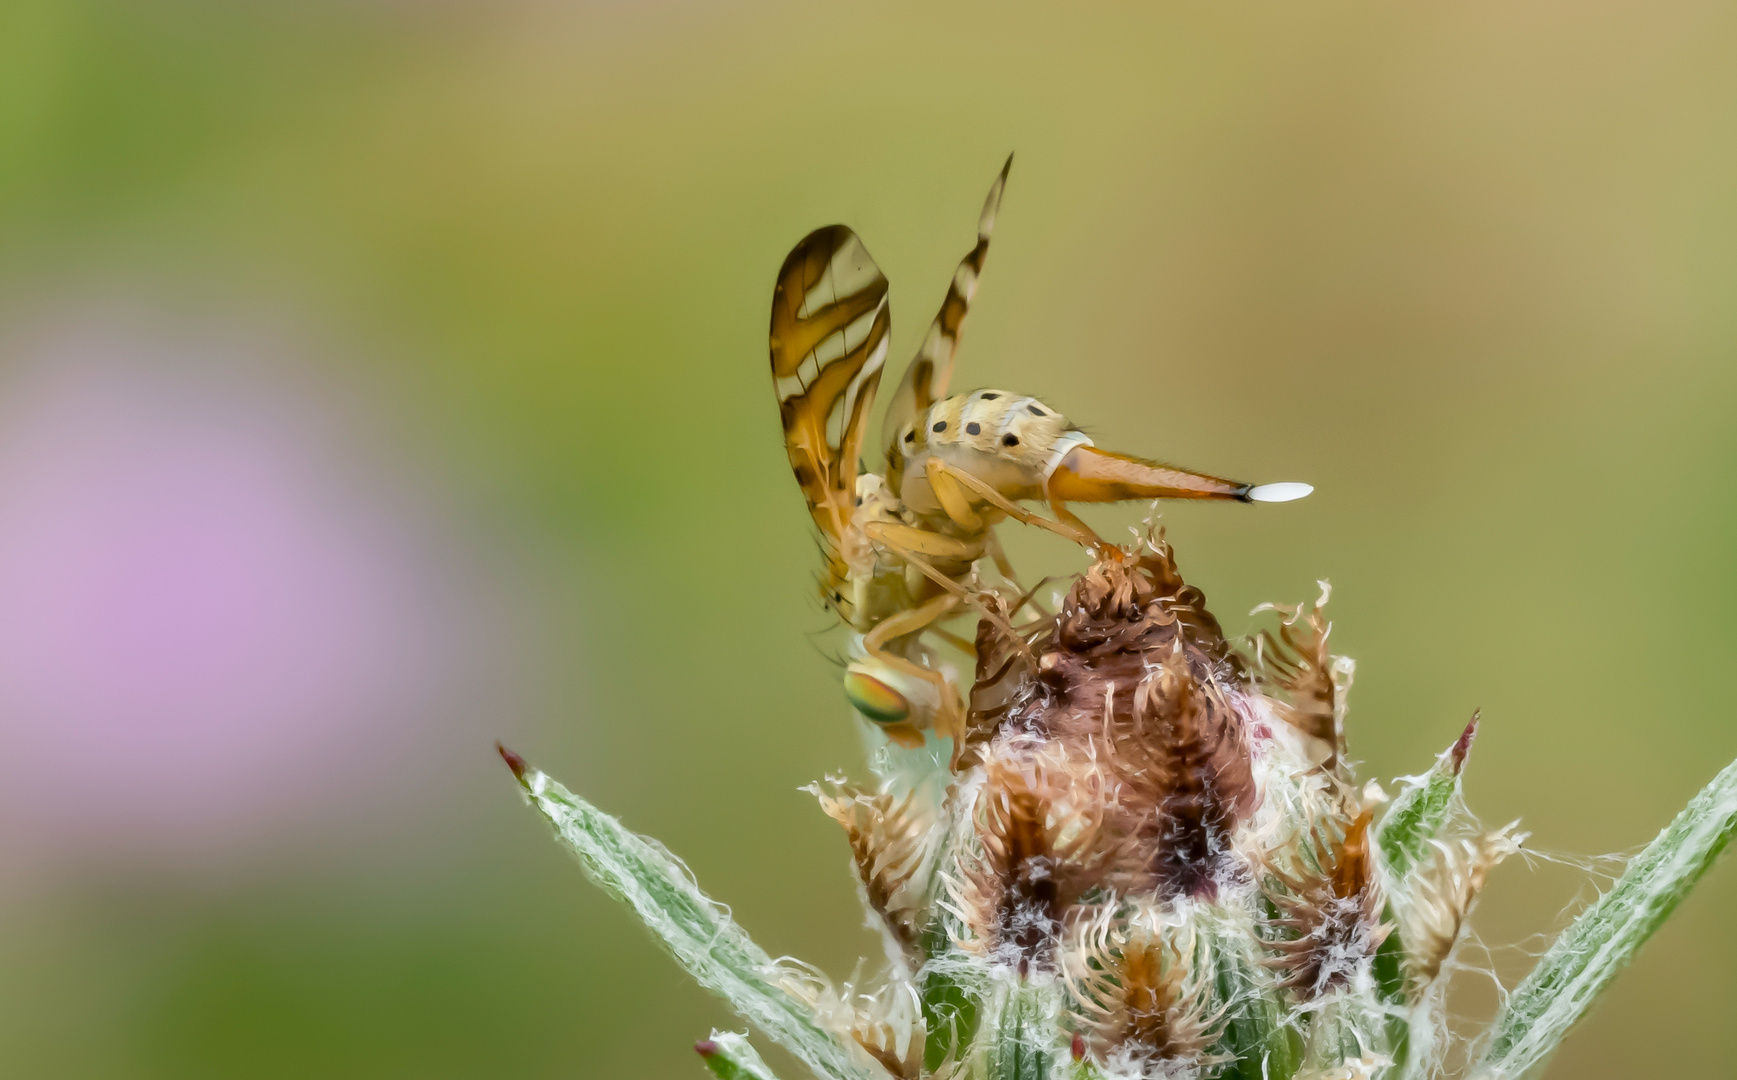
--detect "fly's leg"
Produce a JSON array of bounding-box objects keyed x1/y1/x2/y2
[
  {"x1": 868, "y1": 524, "x2": 1014, "y2": 642},
  {"x1": 982, "y1": 531, "x2": 1019, "y2": 581},
  {"x1": 928, "y1": 625, "x2": 978, "y2": 657},
  {"x1": 863, "y1": 520, "x2": 984, "y2": 564},
  {"x1": 982, "y1": 533, "x2": 1054, "y2": 619},
  {"x1": 865, "y1": 524, "x2": 1014, "y2": 635},
  {"x1": 927, "y1": 459, "x2": 1105, "y2": 551},
  {"x1": 860, "y1": 592, "x2": 967, "y2": 746},
  {"x1": 1010, "y1": 575, "x2": 1058, "y2": 621},
  {"x1": 925, "y1": 458, "x2": 985, "y2": 532},
  {"x1": 865, "y1": 521, "x2": 1024, "y2": 649},
  {"x1": 1043, "y1": 489, "x2": 1109, "y2": 554}
]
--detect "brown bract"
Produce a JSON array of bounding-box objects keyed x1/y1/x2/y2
[
  {"x1": 1065, "y1": 913, "x2": 1223, "y2": 1070},
  {"x1": 955, "y1": 746, "x2": 1115, "y2": 974},
  {"x1": 966, "y1": 538, "x2": 1259, "y2": 903},
  {"x1": 1262, "y1": 808, "x2": 1391, "y2": 998},
  {"x1": 810, "y1": 780, "x2": 937, "y2": 970},
  {"x1": 1251, "y1": 591, "x2": 1345, "y2": 773}
]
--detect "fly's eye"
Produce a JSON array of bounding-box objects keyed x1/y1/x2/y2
[{"x1": 842, "y1": 671, "x2": 910, "y2": 726}]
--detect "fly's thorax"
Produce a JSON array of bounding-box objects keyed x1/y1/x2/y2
[
  {"x1": 828, "y1": 471, "x2": 920, "y2": 631},
  {"x1": 893, "y1": 389, "x2": 1092, "y2": 517}
]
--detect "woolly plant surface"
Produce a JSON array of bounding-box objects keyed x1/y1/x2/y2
[{"x1": 504, "y1": 534, "x2": 1736, "y2": 1080}]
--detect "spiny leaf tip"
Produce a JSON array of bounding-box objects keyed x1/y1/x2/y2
[
  {"x1": 1450, "y1": 711, "x2": 1480, "y2": 774},
  {"x1": 497, "y1": 742, "x2": 529, "y2": 782}
]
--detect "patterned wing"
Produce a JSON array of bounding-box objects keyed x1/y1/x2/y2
[
  {"x1": 880, "y1": 154, "x2": 1012, "y2": 464},
  {"x1": 770, "y1": 225, "x2": 893, "y2": 548}
]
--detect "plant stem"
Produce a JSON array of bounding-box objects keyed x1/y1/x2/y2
[{"x1": 1473, "y1": 754, "x2": 1737, "y2": 1079}]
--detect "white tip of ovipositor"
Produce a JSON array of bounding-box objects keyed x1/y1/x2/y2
[{"x1": 1247, "y1": 482, "x2": 1314, "y2": 503}]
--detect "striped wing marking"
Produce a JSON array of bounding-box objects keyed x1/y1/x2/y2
[
  {"x1": 769, "y1": 225, "x2": 892, "y2": 547},
  {"x1": 880, "y1": 153, "x2": 1013, "y2": 465}
]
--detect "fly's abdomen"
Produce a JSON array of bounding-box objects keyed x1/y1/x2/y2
[{"x1": 893, "y1": 389, "x2": 1091, "y2": 516}]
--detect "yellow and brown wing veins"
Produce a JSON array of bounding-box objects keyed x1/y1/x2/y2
[
  {"x1": 769, "y1": 225, "x2": 892, "y2": 554},
  {"x1": 882, "y1": 153, "x2": 1013, "y2": 471}
]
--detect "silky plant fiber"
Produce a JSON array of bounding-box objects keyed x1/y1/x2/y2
[{"x1": 501, "y1": 525, "x2": 1737, "y2": 1080}]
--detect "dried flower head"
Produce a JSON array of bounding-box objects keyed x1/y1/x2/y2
[{"x1": 508, "y1": 527, "x2": 1737, "y2": 1080}]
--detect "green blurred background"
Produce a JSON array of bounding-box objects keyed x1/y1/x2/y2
[{"x1": 1, "y1": 1, "x2": 1733, "y2": 1077}]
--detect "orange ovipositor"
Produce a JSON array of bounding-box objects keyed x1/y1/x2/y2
[{"x1": 1046, "y1": 445, "x2": 1253, "y2": 503}]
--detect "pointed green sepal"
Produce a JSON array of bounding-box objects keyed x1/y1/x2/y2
[
  {"x1": 987, "y1": 979, "x2": 1064, "y2": 1080},
  {"x1": 1379, "y1": 715, "x2": 1478, "y2": 877},
  {"x1": 1207, "y1": 914, "x2": 1302, "y2": 1080}
]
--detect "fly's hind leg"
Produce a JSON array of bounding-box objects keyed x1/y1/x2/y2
[{"x1": 927, "y1": 459, "x2": 1106, "y2": 551}]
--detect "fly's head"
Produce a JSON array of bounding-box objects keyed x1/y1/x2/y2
[{"x1": 842, "y1": 651, "x2": 962, "y2": 749}]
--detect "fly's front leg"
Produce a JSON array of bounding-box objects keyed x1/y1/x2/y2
[
  {"x1": 1043, "y1": 487, "x2": 1109, "y2": 554},
  {"x1": 859, "y1": 592, "x2": 967, "y2": 746}
]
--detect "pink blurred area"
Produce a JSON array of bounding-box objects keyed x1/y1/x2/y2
[{"x1": 0, "y1": 305, "x2": 534, "y2": 880}]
